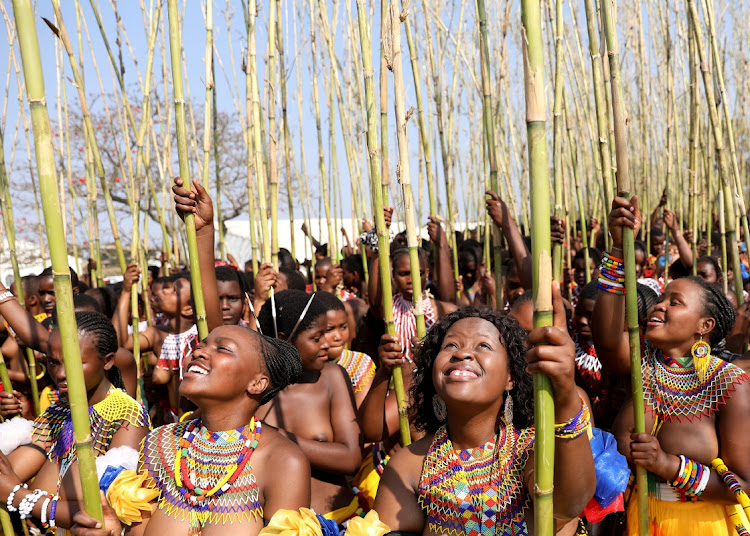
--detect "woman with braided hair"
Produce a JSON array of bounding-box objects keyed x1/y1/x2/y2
[
  {"x1": 0, "y1": 310, "x2": 150, "y2": 532},
  {"x1": 593, "y1": 196, "x2": 750, "y2": 535}
]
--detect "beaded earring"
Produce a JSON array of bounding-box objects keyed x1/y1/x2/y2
[
  {"x1": 692, "y1": 335, "x2": 712, "y2": 382},
  {"x1": 691, "y1": 336, "x2": 711, "y2": 360},
  {"x1": 432, "y1": 394, "x2": 447, "y2": 421},
  {"x1": 503, "y1": 391, "x2": 514, "y2": 424}
]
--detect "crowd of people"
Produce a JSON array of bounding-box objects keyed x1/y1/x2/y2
[{"x1": 0, "y1": 178, "x2": 748, "y2": 536}]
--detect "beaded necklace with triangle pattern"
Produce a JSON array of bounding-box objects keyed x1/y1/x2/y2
[
  {"x1": 418, "y1": 419, "x2": 534, "y2": 536},
  {"x1": 141, "y1": 418, "x2": 263, "y2": 535},
  {"x1": 642, "y1": 341, "x2": 749, "y2": 422}
]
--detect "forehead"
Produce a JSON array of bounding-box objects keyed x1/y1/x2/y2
[
  {"x1": 217, "y1": 279, "x2": 242, "y2": 294},
  {"x1": 40, "y1": 276, "x2": 54, "y2": 288},
  {"x1": 445, "y1": 317, "x2": 501, "y2": 339},
  {"x1": 664, "y1": 278, "x2": 701, "y2": 297},
  {"x1": 575, "y1": 298, "x2": 596, "y2": 314},
  {"x1": 326, "y1": 308, "x2": 347, "y2": 322},
  {"x1": 209, "y1": 325, "x2": 255, "y2": 347},
  {"x1": 698, "y1": 260, "x2": 716, "y2": 272}
]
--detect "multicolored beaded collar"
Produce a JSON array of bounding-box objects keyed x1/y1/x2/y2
[
  {"x1": 418, "y1": 419, "x2": 534, "y2": 536},
  {"x1": 642, "y1": 342, "x2": 749, "y2": 422}
]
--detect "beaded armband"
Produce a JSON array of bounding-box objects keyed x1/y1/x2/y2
[
  {"x1": 598, "y1": 251, "x2": 626, "y2": 295},
  {"x1": 554, "y1": 397, "x2": 591, "y2": 439},
  {"x1": 671, "y1": 455, "x2": 710, "y2": 497}
]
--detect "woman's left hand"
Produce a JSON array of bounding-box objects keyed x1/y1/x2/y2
[
  {"x1": 525, "y1": 281, "x2": 577, "y2": 409},
  {"x1": 629, "y1": 432, "x2": 679, "y2": 481}
]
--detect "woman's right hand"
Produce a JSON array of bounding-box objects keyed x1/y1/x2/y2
[
  {"x1": 607, "y1": 195, "x2": 641, "y2": 250},
  {"x1": 377, "y1": 334, "x2": 404, "y2": 374},
  {"x1": 0, "y1": 390, "x2": 22, "y2": 418},
  {"x1": 172, "y1": 177, "x2": 214, "y2": 232},
  {"x1": 254, "y1": 263, "x2": 278, "y2": 300},
  {"x1": 122, "y1": 263, "x2": 141, "y2": 289}
]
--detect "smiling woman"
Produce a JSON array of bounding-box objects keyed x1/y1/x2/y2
[
  {"x1": 593, "y1": 196, "x2": 750, "y2": 535},
  {"x1": 373, "y1": 296, "x2": 597, "y2": 535}
]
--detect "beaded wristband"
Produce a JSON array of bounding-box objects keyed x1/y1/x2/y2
[
  {"x1": 49, "y1": 495, "x2": 59, "y2": 528},
  {"x1": 554, "y1": 397, "x2": 591, "y2": 439},
  {"x1": 671, "y1": 455, "x2": 710, "y2": 497},
  {"x1": 19, "y1": 488, "x2": 45, "y2": 520},
  {"x1": 598, "y1": 251, "x2": 627, "y2": 295},
  {"x1": 7, "y1": 483, "x2": 27, "y2": 513},
  {"x1": 40, "y1": 495, "x2": 52, "y2": 526}
]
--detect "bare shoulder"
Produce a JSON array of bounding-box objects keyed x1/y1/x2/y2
[
  {"x1": 384, "y1": 433, "x2": 433, "y2": 480},
  {"x1": 256, "y1": 425, "x2": 309, "y2": 472},
  {"x1": 321, "y1": 361, "x2": 352, "y2": 386}
]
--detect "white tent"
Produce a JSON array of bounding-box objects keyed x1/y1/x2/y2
[
  {"x1": 221, "y1": 217, "x2": 481, "y2": 264},
  {"x1": 0, "y1": 239, "x2": 83, "y2": 287}
]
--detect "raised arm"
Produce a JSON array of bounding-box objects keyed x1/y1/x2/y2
[
  {"x1": 367, "y1": 207, "x2": 393, "y2": 320},
  {"x1": 427, "y1": 217, "x2": 457, "y2": 303},
  {"x1": 591, "y1": 195, "x2": 641, "y2": 376},
  {"x1": 486, "y1": 191, "x2": 532, "y2": 290},
  {"x1": 525, "y1": 281, "x2": 596, "y2": 519},
  {"x1": 0, "y1": 281, "x2": 50, "y2": 353},
  {"x1": 172, "y1": 177, "x2": 222, "y2": 333},
  {"x1": 359, "y1": 334, "x2": 410, "y2": 442},
  {"x1": 663, "y1": 208, "x2": 694, "y2": 270}
]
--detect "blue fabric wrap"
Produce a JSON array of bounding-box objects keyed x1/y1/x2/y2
[
  {"x1": 99, "y1": 465, "x2": 126, "y2": 493},
  {"x1": 317, "y1": 513, "x2": 341, "y2": 536},
  {"x1": 590, "y1": 427, "x2": 630, "y2": 507}
]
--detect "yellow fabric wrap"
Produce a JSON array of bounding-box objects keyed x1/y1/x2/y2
[
  {"x1": 323, "y1": 496, "x2": 362, "y2": 525},
  {"x1": 106, "y1": 469, "x2": 159, "y2": 525},
  {"x1": 344, "y1": 511, "x2": 390, "y2": 536},
  {"x1": 259, "y1": 508, "x2": 324, "y2": 536},
  {"x1": 626, "y1": 494, "x2": 734, "y2": 535}
]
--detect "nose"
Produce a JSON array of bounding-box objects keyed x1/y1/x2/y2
[
  {"x1": 451, "y1": 347, "x2": 473, "y2": 360},
  {"x1": 53, "y1": 366, "x2": 66, "y2": 383},
  {"x1": 220, "y1": 298, "x2": 230, "y2": 310}
]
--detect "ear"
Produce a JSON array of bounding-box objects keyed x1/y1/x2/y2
[
  {"x1": 103, "y1": 351, "x2": 116, "y2": 371},
  {"x1": 181, "y1": 303, "x2": 194, "y2": 319},
  {"x1": 27, "y1": 295, "x2": 39, "y2": 306},
  {"x1": 700, "y1": 317, "x2": 716, "y2": 339},
  {"x1": 246, "y1": 374, "x2": 270, "y2": 398},
  {"x1": 505, "y1": 378, "x2": 515, "y2": 392},
  {"x1": 277, "y1": 331, "x2": 289, "y2": 341}
]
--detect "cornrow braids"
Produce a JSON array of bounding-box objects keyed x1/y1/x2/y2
[
  {"x1": 686, "y1": 276, "x2": 736, "y2": 353},
  {"x1": 636, "y1": 283, "x2": 659, "y2": 328},
  {"x1": 256, "y1": 333, "x2": 303, "y2": 404},
  {"x1": 411, "y1": 307, "x2": 534, "y2": 434},
  {"x1": 74, "y1": 310, "x2": 124, "y2": 389}
]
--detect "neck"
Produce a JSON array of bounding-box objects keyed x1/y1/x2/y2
[
  {"x1": 299, "y1": 368, "x2": 322, "y2": 383},
  {"x1": 444, "y1": 403, "x2": 504, "y2": 450},
  {"x1": 87, "y1": 378, "x2": 113, "y2": 406},
  {"x1": 169, "y1": 315, "x2": 194, "y2": 334},
  {"x1": 657, "y1": 340, "x2": 697, "y2": 360},
  {"x1": 199, "y1": 401, "x2": 258, "y2": 431}
]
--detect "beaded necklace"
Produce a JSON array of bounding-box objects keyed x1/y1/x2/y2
[
  {"x1": 336, "y1": 349, "x2": 376, "y2": 393},
  {"x1": 32, "y1": 387, "x2": 149, "y2": 478},
  {"x1": 392, "y1": 293, "x2": 436, "y2": 362},
  {"x1": 141, "y1": 418, "x2": 263, "y2": 535},
  {"x1": 174, "y1": 416, "x2": 261, "y2": 503},
  {"x1": 418, "y1": 419, "x2": 534, "y2": 536},
  {"x1": 642, "y1": 342, "x2": 749, "y2": 422},
  {"x1": 574, "y1": 335, "x2": 601, "y2": 392}
]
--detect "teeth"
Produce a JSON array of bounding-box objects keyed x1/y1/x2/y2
[
  {"x1": 449, "y1": 369, "x2": 478, "y2": 378},
  {"x1": 188, "y1": 365, "x2": 208, "y2": 375}
]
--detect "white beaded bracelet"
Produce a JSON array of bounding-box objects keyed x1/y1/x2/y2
[
  {"x1": 7, "y1": 483, "x2": 27, "y2": 513},
  {"x1": 40, "y1": 495, "x2": 52, "y2": 525},
  {"x1": 19, "y1": 488, "x2": 45, "y2": 520},
  {"x1": 696, "y1": 464, "x2": 712, "y2": 495}
]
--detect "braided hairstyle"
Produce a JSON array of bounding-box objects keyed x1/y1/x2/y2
[
  {"x1": 74, "y1": 310, "x2": 124, "y2": 389},
  {"x1": 256, "y1": 333, "x2": 303, "y2": 404},
  {"x1": 684, "y1": 276, "x2": 735, "y2": 353},
  {"x1": 411, "y1": 307, "x2": 534, "y2": 434},
  {"x1": 636, "y1": 283, "x2": 659, "y2": 329},
  {"x1": 258, "y1": 289, "x2": 328, "y2": 343}
]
